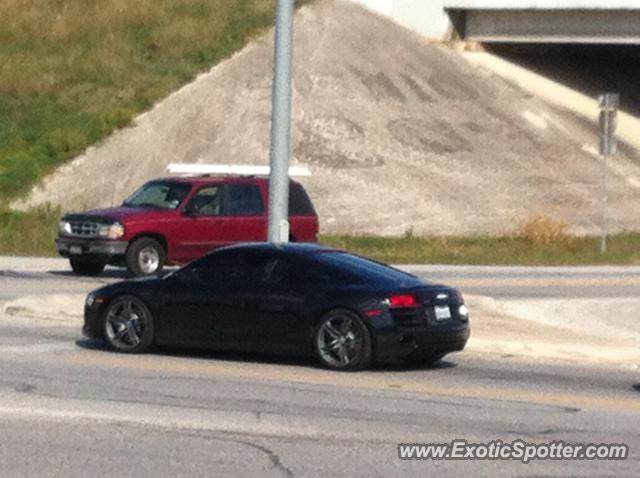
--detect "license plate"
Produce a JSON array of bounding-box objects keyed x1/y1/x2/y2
[
  {"x1": 434, "y1": 305, "x2": 451, "y2": 321},
  {"x1": 69, "y1": 246, "x2": 82, "y2": 255}
]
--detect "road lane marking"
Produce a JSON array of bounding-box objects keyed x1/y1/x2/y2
[
  {"x1": 0, "y1": 342, "x2": 77, "y2": 355},
  {"x1": 66, "y1": 352, "x2": 640, "y2": 413},
  {"x1": 0, "y1": 398, "x2": 447, "y2": 443}
]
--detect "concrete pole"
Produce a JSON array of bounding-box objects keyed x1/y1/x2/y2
[{"x1": 268, "y1": 0, "x2": 295, "y2": 243}]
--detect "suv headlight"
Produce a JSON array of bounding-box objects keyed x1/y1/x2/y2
[
  {"x1": 98, "y1": 222, "x2": 125, "y2": 239},
  {"x1": 59, "y1": 220, "x2": 72, "y2": 235}
]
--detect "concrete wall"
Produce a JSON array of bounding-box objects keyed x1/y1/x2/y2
[
  {"x1": 350, "y1": 0, "x2": 451, "y2": 38},
  {"x1": 351, "y1": 0, "x2": 640, "y2": 41},
  {"x1": 445, "y1": 0, "x2": 640, "y2": 9},
  {"x1": 464, "y1": 9, "x2": 640, "y2": 43}
]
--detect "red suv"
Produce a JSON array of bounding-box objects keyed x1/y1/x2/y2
[{"x1": 56, "y1": 176, "x2": 318, "y2": 276}]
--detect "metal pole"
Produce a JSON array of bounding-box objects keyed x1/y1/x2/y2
[
  {"x1": 600, "y1": 150, "x2": 608, "y2": 254},
  {"x1": 600, "y1": 105, "x2": 610, "y2": 254},
  {"x1": 267, "y1": 0, "x2": 295, "y2": 243}
]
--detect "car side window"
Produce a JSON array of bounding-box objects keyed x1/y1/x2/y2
[
  {"x1": 173, "y1": 250, "x2": 229, "y2": 281},
  {"x1": 223, "y1": 184, "x2": 264, "y2": 216},
  {"x1": 263, "y1": 257, "x2": 288, "y2": 286},
  {"x1": 179, "y1": 249, "x2": 278, "y2": 287},
  {"x1": 262, "y1": 256, "x2": 322, "y2": 293},
  {"x1": 185, "y1": 186, "x2": 221, "y2": 216}
]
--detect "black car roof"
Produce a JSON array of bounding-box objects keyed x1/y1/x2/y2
[
  {"x1": 215, "y1": 242, "x2": 421, "y2": 285},
  {"x1": 219, "y1": 242, "x2": 333, "y2": 255}
]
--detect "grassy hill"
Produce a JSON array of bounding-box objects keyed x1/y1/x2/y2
[
  {"x1": 0, "y1": 0, "x2": 286, "y2": 201},
  {"x1": 2, "y1": 0, "x2": 640, "y2": 264}
]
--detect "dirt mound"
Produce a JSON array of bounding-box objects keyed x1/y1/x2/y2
[{"x1": 15, "y1": 0, "x2": 640, "y2": 235}]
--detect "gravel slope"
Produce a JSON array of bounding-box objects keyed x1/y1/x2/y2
[{"x1": 15, "y1": 0, "x2": 640, "y2": 235}]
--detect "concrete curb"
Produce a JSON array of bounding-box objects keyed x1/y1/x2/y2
[{"x1": 2, "y1": 294, "x2": 84, "y2": 323}]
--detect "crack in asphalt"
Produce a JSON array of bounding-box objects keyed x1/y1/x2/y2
[
  {"x1": 121, "y1": 425, "x2": 296, "y2": 477},
  {"x1": 234, "y1": 439, "x2": 295, "y2": 478}
]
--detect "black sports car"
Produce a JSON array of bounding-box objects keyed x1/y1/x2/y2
[{"x1": 83, "y1": 243, "x2": 470, "y2": 370}]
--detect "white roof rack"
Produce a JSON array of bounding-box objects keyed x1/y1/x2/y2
[{"x1": 167, "y1": 163, "x2": 311, "y2": 177}]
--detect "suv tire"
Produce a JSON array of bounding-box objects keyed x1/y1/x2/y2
[
  {"x1": 69, "y1": 259, "x2": 105, "y2": 276},
  {"x1": 126, "y1": 237, "x2": 165, "y2": 277}
]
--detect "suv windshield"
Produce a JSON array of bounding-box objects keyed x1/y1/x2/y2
[{"x1": 123, "y1": 182, "x2": 191, "y2": 210}]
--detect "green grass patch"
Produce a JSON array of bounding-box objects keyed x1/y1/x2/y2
[
  {"x1": 321, "y1": 234, "x2": 640, "y2": 266},
  {"x1": 0, "y1": 206, "x2": 60, "y2": 256},
  {"x1": 2, "y1": 206, "x2": 640, "y2": 265},
  {"x1": 0, "y1": 0, "x2": 294, "y2": 200}
]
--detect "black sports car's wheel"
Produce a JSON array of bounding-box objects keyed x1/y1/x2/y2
[
  {"x1": 126, "y1": 237, "x2": 165, "y2": 277},
  {"x1": 103, "y1": 295, "x2": 154, "y2": 353},
  {"x1": 314, "y1": 309, "x2": 372, "y2": 371},
  {"x1": 69, "y1": 258, "x2": 105, "y2": 276}
]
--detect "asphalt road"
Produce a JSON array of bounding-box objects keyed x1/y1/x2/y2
[{"x1": 0, "y1": 257, "x2": 639, "y2": 476}]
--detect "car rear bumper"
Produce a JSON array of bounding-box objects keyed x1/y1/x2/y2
[
  {"x1": 374, "y1": 324, "x2": 470, "y2": 362},
  {"x1": 56, "y1": 237, "x2": 128, "y2": 262}
]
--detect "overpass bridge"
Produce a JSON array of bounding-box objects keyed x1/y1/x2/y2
[{"x1": 353, "y1": 0, "x2": 640, "y2": 43}]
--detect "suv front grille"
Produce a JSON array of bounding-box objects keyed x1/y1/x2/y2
[{"x1": 69, "y1": 221, "x2": 100, "y2": 237}]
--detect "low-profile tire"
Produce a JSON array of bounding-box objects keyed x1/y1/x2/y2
[
  {"x1": 69, "y1": 258, "x2": 105, "y2": 276},
  {"x1": 102, "y1": 295, "x2": 154, "y2": 353},
  {"x1": 313, "y1": 309, "x2": 373, "y2": 371},
  {"x1": 125, "y1": 237, "x2": 165, "y2": 277}
]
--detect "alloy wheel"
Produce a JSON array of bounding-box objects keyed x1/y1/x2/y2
[
  {"x1": 317, "y1": 314, "x2": 367, "y2": 368},
  {"x1": 104, "y1": 298, "x2": 149, "y2": 351}
]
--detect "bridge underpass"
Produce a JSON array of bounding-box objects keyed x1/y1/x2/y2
[
  {"x1": 444, "y1": 1, "x2": 640, "y2": 44},
  {"x1": 482, "y1": 43, "x2": 640, "y2": 118}
]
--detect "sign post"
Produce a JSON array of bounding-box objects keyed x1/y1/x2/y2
[
  {"x1": 597, "y1": 92, "x2": 619, "y2": 254},
  {"x1": 267, "y1": 0, "x2": 295, "y2": 243}
]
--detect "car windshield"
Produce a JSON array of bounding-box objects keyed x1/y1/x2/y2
[
  {"x1": 122, "y1": 182, "x2": 191, "y2": 210},
  {"x1": 312, "y1": 251, "x2": 419, "y2": 285}
]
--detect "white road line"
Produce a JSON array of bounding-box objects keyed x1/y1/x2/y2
[
  {"x1": 0, "y1": 400, "x2": 443, "y2": 443},
  {"x1": 0, "y1": 342, "x2": 77, "y2": 355}
]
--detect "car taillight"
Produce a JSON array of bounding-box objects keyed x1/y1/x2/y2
[{"x1": 387, "y1": 294, "x2": 419, "y2": 308}]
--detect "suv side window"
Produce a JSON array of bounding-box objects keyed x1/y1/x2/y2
[
  {"x1": 289, "y1": 183, "x2": 316, "y2": 216},
  {"x1": 223, "y1": 184, "x2": 264, "y2": 216},
  {"x1": 185, "y1": 186, "x2": 221, "y2": 216}
]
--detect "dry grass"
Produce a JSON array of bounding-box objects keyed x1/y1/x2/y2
[
  {"x1": 2, "y1": 204, "x2": 640, "y2": 264},
  {"x1": 515, "y1": 214, "x2": 568, "y2": 245},
  {"x1": 322, "y1": 233, "x2": 640, "y2": 265}
]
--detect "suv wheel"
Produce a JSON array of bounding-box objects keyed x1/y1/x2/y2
[
  {"x1": 126, "y1": 238, "x2": 165, "y2": 277},
  {"x1": 69, "y1": 259, "x2": 105, "y2": 276},
  {"x1": 314, "y1": 309, "x2": 372, "y2": 371}
]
